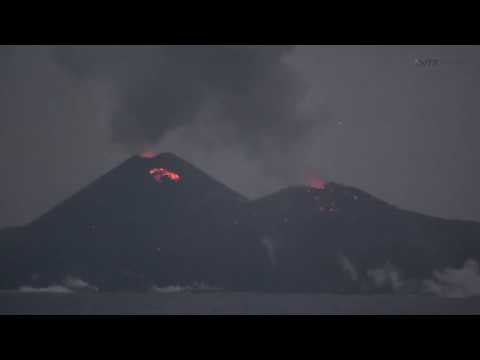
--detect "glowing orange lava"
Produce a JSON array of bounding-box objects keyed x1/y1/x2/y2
[
  {"x1": 149, "y1": 167, "x2": 181, "y2": 183},
  {"x1": 308, "y1": 178, "x2": 326, "y2": 190},
  {"x1": 141, "y1": 151, "x2": 157, "y2": 159}
]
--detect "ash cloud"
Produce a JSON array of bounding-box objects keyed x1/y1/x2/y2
[{"x1": 51, "y1": 45, "x2": 326, "y2": 170}]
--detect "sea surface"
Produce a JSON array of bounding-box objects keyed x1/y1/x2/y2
[{"x1": 1, "y1": 291, "x2": 480, "y2": 315}]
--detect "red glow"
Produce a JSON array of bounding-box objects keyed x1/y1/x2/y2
[
  {"x1": 149, "y1": 167, "x2": 181, "y2": 183},
  {"x1": 141, "y1": 151, "x2": 157, "y2": 159},
  {"x1": 308, "y1": 178, "x2": 326, "y2": 190}
]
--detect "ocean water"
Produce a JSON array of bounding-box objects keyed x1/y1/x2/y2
[{"x1": 1, "y1": 291, "x2": 480, "y2": 315}]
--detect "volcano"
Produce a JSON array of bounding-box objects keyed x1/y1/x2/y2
[
  {"x1": 1, "y1": 153, "x2": 480, "y2": 296},
  {"x1": 247, "y1": 183, "x2": 480, "y2": 294},
  {"x1": 0, "y1": 153, "x2": 269, "y2": 292}
]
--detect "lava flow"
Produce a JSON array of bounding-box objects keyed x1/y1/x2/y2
[{"x1": 149, "y1": 167, "x2": 181, "y2": 183}]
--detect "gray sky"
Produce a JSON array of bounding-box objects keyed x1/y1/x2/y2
[{"x1": 1, "y1": 45, "x2": 480, "y2": 228}]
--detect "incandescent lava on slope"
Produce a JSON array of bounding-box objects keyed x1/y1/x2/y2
[{"x1": 148, "y1": 168, "x2": 181, "y2": 183}]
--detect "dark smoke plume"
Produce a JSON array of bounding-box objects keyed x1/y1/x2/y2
[{"x1": 51, "y1": 45, "x2": 325, "y2": 157}]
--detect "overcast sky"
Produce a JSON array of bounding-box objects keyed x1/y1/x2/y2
[{"x1": 1, "y1": 45, "x2": 480, "y2": 228}]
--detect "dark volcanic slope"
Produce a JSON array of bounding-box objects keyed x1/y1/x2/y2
[
  {"x1": 247, "y1": 183, "x2": 480, "y2": 294},
  {"x1": 0, "y1": 153, "x2": 269, "y2": 291},
  {"x1": 1, "y1": 154, "x2": 480, "y2": 296},
  {"x1": 32, "y1": 152, "x2": 246, "y2": 228}
]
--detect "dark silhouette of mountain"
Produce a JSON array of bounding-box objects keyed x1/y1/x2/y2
[
  {"x1": 0, "y1": 153, "x2": 269, "y2": 292},
  {"x1": 1, "y1": 153, "x2": 480, "y2": 295},
  {"x1": 247, "y1": 183, "x2": 480, "y2": 294}
]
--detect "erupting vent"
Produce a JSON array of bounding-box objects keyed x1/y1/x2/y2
[
  {"x1": 149, "y1": 168, "x2": 181, "y2": 183},
  {"x1": 141, "y1": 151, "x2": 157, "y2": 159},
  {"x1": 308, "y1": 178, "x2": 326, "y2": 190}
]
